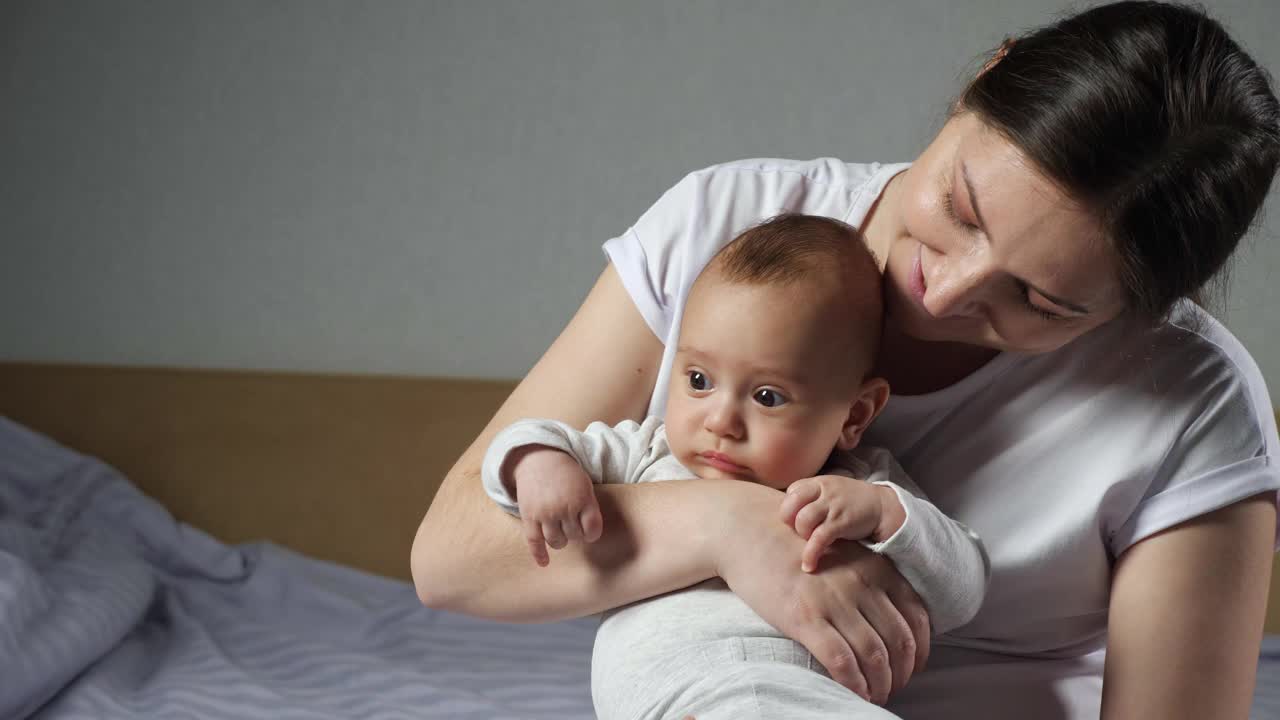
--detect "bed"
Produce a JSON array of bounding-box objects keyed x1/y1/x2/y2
[{"x1": 0, "y1": 362, "x2": 1277, "y2": 719}]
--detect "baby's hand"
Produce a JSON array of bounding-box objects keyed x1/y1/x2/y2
[
  {"x1": 510, "y1": 447, "x2": 603, "y2": 567},
  {"x1": 778, "y1": 475, "x2": 897, "y2": 573}
]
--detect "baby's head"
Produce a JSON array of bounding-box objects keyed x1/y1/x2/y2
[{"x1": 664, "y1": 214, "x2": 889, "y2": 490}]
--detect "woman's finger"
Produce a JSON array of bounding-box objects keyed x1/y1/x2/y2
[
  {"x1": 543, "y1": 520, "x2": 568, "y2": 550},
  {"x1": 856, "y1": 588, "x2": 920, "y2": 697},
  {"x1": 826, "y1": 604, "x2": 892, "y2": 705},
  {"x1": 779, "y1": 480, "x2": 820, "y2": 526},
  {"x1": 886, "y1": 581, "x2": 932, "y2": 673},
  {"x1": 795, "y1": 620, "x2": 870, "y2": 701}
]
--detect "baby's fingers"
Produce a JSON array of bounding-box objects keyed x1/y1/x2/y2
[
  {"x1": 801, "y1": 523, "x2": 838, "y2": 573},
  {"x1": 543, "y1": 520, "x2": 568, "y2": 550},
  {"x1": 561, "y1": 517, "x2": 585, "y2": 543},
  {"x1": 779, "y1": 480, "x2": 821, "y2": 527},
  {"x1": 580, "y1": 497, "x2": 604, "y2": 543},
  {"x1": 793, "y1": 500, "x2": 829, "y2": 542},
  {"x1": 523, "y1": 520, "x2": 550, "y2": 567}
]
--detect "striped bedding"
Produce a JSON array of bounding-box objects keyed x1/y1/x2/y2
[
  {"x1": 1, "y1": 416, "x2": 1277, "y2": 719},
  {"x1": 0, "y1": 417, "x2": 595, "y2": 720}
]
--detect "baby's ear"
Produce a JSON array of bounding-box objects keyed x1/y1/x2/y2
[{"x1": 836, "y1": 377, "x2": 891, "y2": 450}]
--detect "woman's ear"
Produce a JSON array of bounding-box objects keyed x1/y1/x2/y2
[{"x1": 836, "y1": 377, "x2": 891, "y2": 451}]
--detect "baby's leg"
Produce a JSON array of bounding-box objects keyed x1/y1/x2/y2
[
  {"x1": 596, "y1": 636, "x2": 902, "y2": 720},
  {"x1": 673, "y1": 659, "x2": 904, "y2": 720}
]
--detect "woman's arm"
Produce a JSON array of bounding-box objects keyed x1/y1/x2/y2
[
  {"x1": 411, "y1": 264, "x2": 931, "y2": 703},
  {"x1": 1101, "y1": 492, "x2": 1275, "y2": 719},
  {"x1": 411, "y1": 264, "x2": 688, "y2": 617}
]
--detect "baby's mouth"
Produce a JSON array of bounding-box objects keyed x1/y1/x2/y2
[{"x1": 698, "y1": 451, "x2": 749, "y2": 474}]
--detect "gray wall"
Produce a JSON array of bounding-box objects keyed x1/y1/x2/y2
[{"x1": 2, "y1": 0, "x2": 1278, "y2": 389}]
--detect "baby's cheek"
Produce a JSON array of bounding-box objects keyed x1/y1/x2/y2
[
  {"x1": 760, "y1": 431, "x2": 822, "y2": 481},
  {"x1": 666, "y1": 434, "x2": 696, "y2": 472}
]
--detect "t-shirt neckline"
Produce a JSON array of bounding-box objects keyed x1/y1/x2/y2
[{"x1": 883, "y1": 349, "x2": 1023, "y2": 413}]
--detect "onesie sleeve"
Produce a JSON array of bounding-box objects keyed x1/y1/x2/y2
[
  {"x1": 481, "y1": 416, "x2": 666, "y2": 516},
  {"x1": 831, "y1": 447, "x2": 992, "y2": 634},
  {"x1": 1106, "y1": 344, "x2": 1280, "y2": 556}
]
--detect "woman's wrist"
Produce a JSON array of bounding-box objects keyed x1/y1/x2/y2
[
  {"x1": 709, "y1": 479, "x2": 786, "y2": 577},
  {"x1": 585, "y1": 478, "x2": 753, "y2": 597}
]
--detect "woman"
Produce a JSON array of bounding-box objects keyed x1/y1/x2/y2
[{"x1": 412, "y1": 2, "x2": 1280, "y2": 718}]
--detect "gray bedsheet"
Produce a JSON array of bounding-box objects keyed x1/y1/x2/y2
[
  {"x1": 2, "y1": 416, "x2": 1278, "y2": 719},
  {"x1": 0, "y1": 417, "x2": 595, "y2": 720}
]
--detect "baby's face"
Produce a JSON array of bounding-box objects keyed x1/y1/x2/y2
[{"x1": 664, "y1": 277, "x2": 871, "y2": 490}]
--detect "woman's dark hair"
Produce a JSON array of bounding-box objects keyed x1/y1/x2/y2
[{"x1": 960, "y1": 1, "x2": 1280, "y2": 321}]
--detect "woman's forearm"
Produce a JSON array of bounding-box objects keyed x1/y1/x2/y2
[{"x1": 412, "y1": 464, "x2": 746, "y2": 622}]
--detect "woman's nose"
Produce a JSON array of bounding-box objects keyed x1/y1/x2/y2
[
  {"x1": 924, "y1": 252, "x2": 994, "y2": 319},
  {"x1": 704, "y1": 400, "x2": 745, "y2": 439}
]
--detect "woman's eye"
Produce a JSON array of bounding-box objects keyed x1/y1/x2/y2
[
  {"x1": 942, "y1": 191, "x2": 978, "y2": 231},
  {"x1": 753, "y1": 389, "x2": 787, "y2": 408},
  {"x1": 1023, "y1": 296, "x2": 1065, "y2": 321},
  {"x1": 1016, "y1": 283, "x2": 1066, "y2": 322},
  {"x1": 688, "y1": 371, "x2": 710, "y2": 391}
]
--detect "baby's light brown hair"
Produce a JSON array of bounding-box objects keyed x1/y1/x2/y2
[{"x1": 702, "y1": 213, "x2": 885, "y2": 380}]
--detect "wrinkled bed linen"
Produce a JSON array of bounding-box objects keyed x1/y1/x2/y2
[{"x1": 0, "y1": 417, "x2": 595, "y2": 720}]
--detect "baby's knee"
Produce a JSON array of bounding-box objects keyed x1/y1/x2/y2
[{"x1": 672, "y1": 661, "x2": 903, "y2": 720}]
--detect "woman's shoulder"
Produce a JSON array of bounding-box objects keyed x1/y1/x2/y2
[
  {"x1": 1163, "y1": 302, "x2": 1276, "y2": 443},
  {"x1": 632, "y1": 157, "x2": 900, "y2": 230},
  {"x1": 603, "y1": 158, "x2": 907, "y2": 342},
  {"x1": 627, "y1": 155, "x2": 907, "y2": 245},
  {"x1": 1082, "y1": 301, "x2": 1280, "y2": 553},
  {"x1": 1163, "y1": 301, "x2": 1267, "y2": 377},
  {"x1": 1145, "y1": 301, "x2": 1270, "y2": 405},
  {"x1": 682, "y1": 156, "x2": 893, "y2": 187},
  {"x1": 1062, "y1": 299, "x2": 1276, "y2": 450}
]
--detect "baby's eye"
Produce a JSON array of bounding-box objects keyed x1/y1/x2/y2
[
  {"x1": 753, "y1": 389, "x2": 787, "y2": 408},
  {"x1": 688, "y1": 371, "x2": 711, "y2": 391}
]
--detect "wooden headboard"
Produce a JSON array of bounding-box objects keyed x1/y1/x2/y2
[
  {"x1": 1, "y1": 361, "x2": 1277, "y2": 632},
  {"x1": 0, "y1": 362, "x2": 513, "y2": 581}
]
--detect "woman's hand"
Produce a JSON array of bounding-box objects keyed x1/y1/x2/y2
[{"x1": 715, "y1": 483, "x2": 931, "y2": 706}]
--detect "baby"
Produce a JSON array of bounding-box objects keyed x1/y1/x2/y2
[{"x1": 482, "y1": 214, "x2": 989, "y2": 720}]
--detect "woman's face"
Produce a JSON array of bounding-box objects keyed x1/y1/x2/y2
[{"x1": 870, "y1": 112, "x2": 1129, "y2": 354}]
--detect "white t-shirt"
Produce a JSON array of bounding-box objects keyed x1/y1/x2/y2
[{"x1": 602, "y1": 158, "x2": 1280, "y2": 719}]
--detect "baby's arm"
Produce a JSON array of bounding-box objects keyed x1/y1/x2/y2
[
  {"x1": 783, "y1": 448, "x2": 990, "y2": 634},
  {"x1": 481, "y1": 416, "x2": 667, "y2": 564}
]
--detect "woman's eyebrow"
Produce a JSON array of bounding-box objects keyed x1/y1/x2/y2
[{"x1": 961, "y1": 161, "x2": 1092, "y2": 316}]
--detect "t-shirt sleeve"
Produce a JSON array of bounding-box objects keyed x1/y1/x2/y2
[
  {"x1": 602, "y1": 159, "x2": 862, "y2": 341},
  {"x1": 1107, "y1": 349, "x2": 1280, "y2": 556}
]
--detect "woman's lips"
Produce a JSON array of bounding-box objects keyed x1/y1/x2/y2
[
  {"x1": 909, "y1": 244, "x2": 928, "y2": 307},
  {"x1": 699, "y1": 451, "x2": 748, "y2": 473}
]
